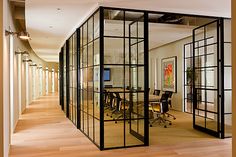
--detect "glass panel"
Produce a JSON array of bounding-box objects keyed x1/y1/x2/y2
[
  {"x1": 87, "y1": 67, "x2": 93, "y2": 91},
  {"x1": 88, "y1": 17, "x2": 93, "y2": 43},
  {"x1": 104, "y1": 38, "x2": 124, "y2": 65},
  {"x1": 88, "y1": 42, "x2": 93, "y2": 66},
  {"x1": 195, "y1": 114, "x2": 205, "y2": 127},
  {"x1": 94, "y1": 92, "x2": 100, "y2": 119},
  {"x1": 94, "y1": 11, "x2": 100, "y2": 39},
  {"x1": 88, "y1": 115, "x2": 94, "y2": 140},
  {"x1": 224, "y1": 43, "x2": 231, "y2": 65},
  {"x1": 83, "y1": 23, "x2": 88, "y2": 45},
  {"x1": 94, "y1": 119, "x2": 100, "y2": 145},
  {"x1": 104, "y1": 121, "x2": 124, "y2": 148},
  {"x1": 94, "y1": 39, "x2": 100, "y2": 66},
  {"x1": 224, "y1": 67, "x2": 232, "y2": 90},
  {"x1": 78, "y1": 11, "x2": 101, "y2": 147},
  {"x1": 94, "y1": 66, "x2": 100, "y2": 92},
  {"x1": 104, "y1": 65, "x2": 124, "y2": 88},
  {"x1": 224, "y1": 114, "x2": 232, "y2": 137},
  {"x1": 104, "y1": 9, "x2": 124, "y2": 37},
  {"x1": 224, "y1": 91, "x2": 232, "y2": 113},
  {"x1": 206, "y1": 113, "x2": 217, "y2": 131},
  {"x1": 125, "y1": 11, "x2": 144, "y2": 38},
  {"x1": 125, "y1": 120, "x2": 144, "y2": 146},
  {"x1": 82, "y1": 47, "x2": 87, "y2": 67},
  {"x1": 84, "y1": 112, "x2": 88, "y2": 134},
  {"x1": 88, "y1": 91, "x2": 93, "y2": 116}
]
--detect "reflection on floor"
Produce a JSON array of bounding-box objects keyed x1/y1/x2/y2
[
  {"x1": 150, "y1": 110, "x2": 214, "y2": 145},
  {"x1": 10, "y1": 94, "x2": 232, "y2": 157}
]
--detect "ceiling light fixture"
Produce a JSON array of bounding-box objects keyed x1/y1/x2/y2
[
  {"x1": 30, "y1": 63, "x2": 37, "y2": 67},
  {"x1": 5, "y1": 30, "x2": 30, "y2": 40},
  {"x1": 15, "y1": 51, "x2": 29, "y2": 55},
  {"x1": 23, "y1": 59, "x2": 32, "y2": 63}
]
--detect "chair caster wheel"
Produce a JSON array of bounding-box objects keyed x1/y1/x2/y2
[
  {"x1": 110, "y1": 116, "x2": 112, "y2": 118},
  {"x1": 106, "y1": 114, "x2": 109, "y2": 116},
  {"x1": 174, "y1": 118, "x2": 176, "y2": 120},
  {"x1": 115, "y1": 121, "x2": 117, "y2": 124},
  {"x1": 169, "y1": 123, "x2": 172, "y2": 125},
  {"x1": 168, "y1": 115, "x2": 170, "y2": 117},
  {"x1": 164, "y1": 125, "x2": 167, "y2": 128},
  {"x1": 150, "y1": 125, "x2": 152, "y2": 127}
]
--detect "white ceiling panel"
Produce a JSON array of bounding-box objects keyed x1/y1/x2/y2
[{"x1": 25, "y1": 0, "x2": 231, "y2": 62}]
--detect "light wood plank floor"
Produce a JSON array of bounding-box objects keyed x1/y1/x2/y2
[{"x1": 10, "y1": 94, "x2": 232, "y2": 157}]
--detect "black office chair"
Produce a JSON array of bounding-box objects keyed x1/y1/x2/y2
[
  {"x1": 106, "y1": 92, "x2": 115, "y2": 116},
  {"x1": 164, "y1": 91, "x2": 176, "y2": 120},
  {"x1": 153, "y1": 89, "x2": 161, "y2": 96},
  {"x1": 137, "y1": 87, "x2": 142, "y2": 91},
  {"x1": 149, "y1": 93, "x2": 172, "y2": 128},
  {"x1": 110, "y1": 93, "x2": 122, "y2": 119}
]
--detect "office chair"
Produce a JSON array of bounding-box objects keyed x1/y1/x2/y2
[
  {"x1": 165, "y1": 91, "x2": 176, "y2": 120},
  {"x1": 104, "y1": 90, "x2": 110, "y2": 110},
  {"x1": 114, "y1": 98, "x2": 130, "y2": 123},
  {"x1": 106, "y1": 92, "x2": 115, "y2": 116},
  {"x1": 110, "y1": 92, "x2": 122, "y2": 119},
  {"x1": 149, "y1": 93, "x2": 172, "y2": 128},
  {"x1": 153, "y1": 89, "x2": 161, "y2": 96}
]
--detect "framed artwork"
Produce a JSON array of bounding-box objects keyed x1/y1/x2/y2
[{"x1": 161, "y1": 56, "x2": 177, "y2": 93}]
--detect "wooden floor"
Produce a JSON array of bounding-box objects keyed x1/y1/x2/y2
[{"x1": 10, "y1": 94, "x2": 232, "y2": 157}]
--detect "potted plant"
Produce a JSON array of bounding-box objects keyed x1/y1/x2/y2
[{"x1": 186, "y1": 67, "x2": 194, "y2": 100}]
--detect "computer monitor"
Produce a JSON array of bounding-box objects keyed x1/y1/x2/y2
[{"x1": 104, "y1": 68, "x2": 111, "y2": 81}]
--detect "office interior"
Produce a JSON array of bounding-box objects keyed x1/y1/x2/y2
[{"x1": 59, "y1": 7, "x2": 232, "y2": 150}]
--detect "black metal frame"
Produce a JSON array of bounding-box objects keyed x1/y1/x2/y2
[
  {"x1": 192, "y1": 19, "x2": 232, "y2": 138},
  {"x1": 183, "y1": 37, "x2": 214, "y2": 114},
  {"x1": 59, "y1": 6, "x2": 231, "y2": 151},
  {"x1": 59, "y1": 48, "x2": 64, "y2": 110}
]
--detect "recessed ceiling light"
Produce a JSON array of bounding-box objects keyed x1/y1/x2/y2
[{"x1": 49, "y1": 26, "x2": 53, "y2": 28}]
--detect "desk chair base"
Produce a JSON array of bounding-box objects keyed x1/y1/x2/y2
[
  {"x1": 165, "y1": 113, "x2": 176, "y2": 120},
  {"x1": 149, "y1": 115, "x2": 172, "y2": 128}
]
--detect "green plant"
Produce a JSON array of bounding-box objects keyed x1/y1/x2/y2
[{"x1": 186, "y1": 67, "x2": 195, "y2": 84}]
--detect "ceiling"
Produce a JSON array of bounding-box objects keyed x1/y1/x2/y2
[{"x1": 25, "y1": 0, "x2": 231, "y2": 62}]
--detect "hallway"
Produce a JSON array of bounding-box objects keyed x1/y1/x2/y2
[{"x1": 9, "y1": 94, "x2": 232, "y2": 157}]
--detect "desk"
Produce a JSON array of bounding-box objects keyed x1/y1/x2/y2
[
  {"x1": 105, "y1": 88, "x2": 129, "y2": 93},
  {"x1": 105, "y1": 88, "x2": 160, "y2": 102},
  {"x1": 120, "y1": 93, "x2": 160, "y2": 102}
]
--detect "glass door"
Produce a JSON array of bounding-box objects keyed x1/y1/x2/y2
[
  {"x1": 128, "y1": 17, "x2": 145, "y2": 142},
  {"x1": 192, "y1": 19, "x2": 223, "y2": 137}
]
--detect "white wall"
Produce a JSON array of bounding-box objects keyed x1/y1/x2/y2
[
  {"x1": 149, "y1": 20, "x2": 232, "y2": 114},
  {"x1": 149, "y1": 37, "x2": 190, "y2": 111}
]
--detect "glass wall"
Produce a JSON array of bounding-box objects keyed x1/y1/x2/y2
[
  {"x1": 59, "y1": 51, "x2": 64, "y2": 110},
  {"x1": 192, "y1": 19, "x2": 232, "y2": 138},
  {"x1": 223, "y1": 19, "x2": 232, "y2": 138},
  {"x1": 60, "y1": 7, "x2": 149, "y2": 150},
  {"x1": 63, "y1": 44, "x2": 68, "y2": 115},
  {"x1": 68, "y1": 33, "x2": 78, "y2": 125},
  {"x1": 79, "y1": 10, "x2": 101, "y2": 147},
  {"x1": 102, "y1": 9, "x2": 147, "y2": 149},
  {"x1": 59, "y1": 7, "x2": 231, "y2": 150}
]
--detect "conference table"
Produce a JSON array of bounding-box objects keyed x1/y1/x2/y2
[{"x1": 105, "y1": 88, "x2": 161, "y2": 102}]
